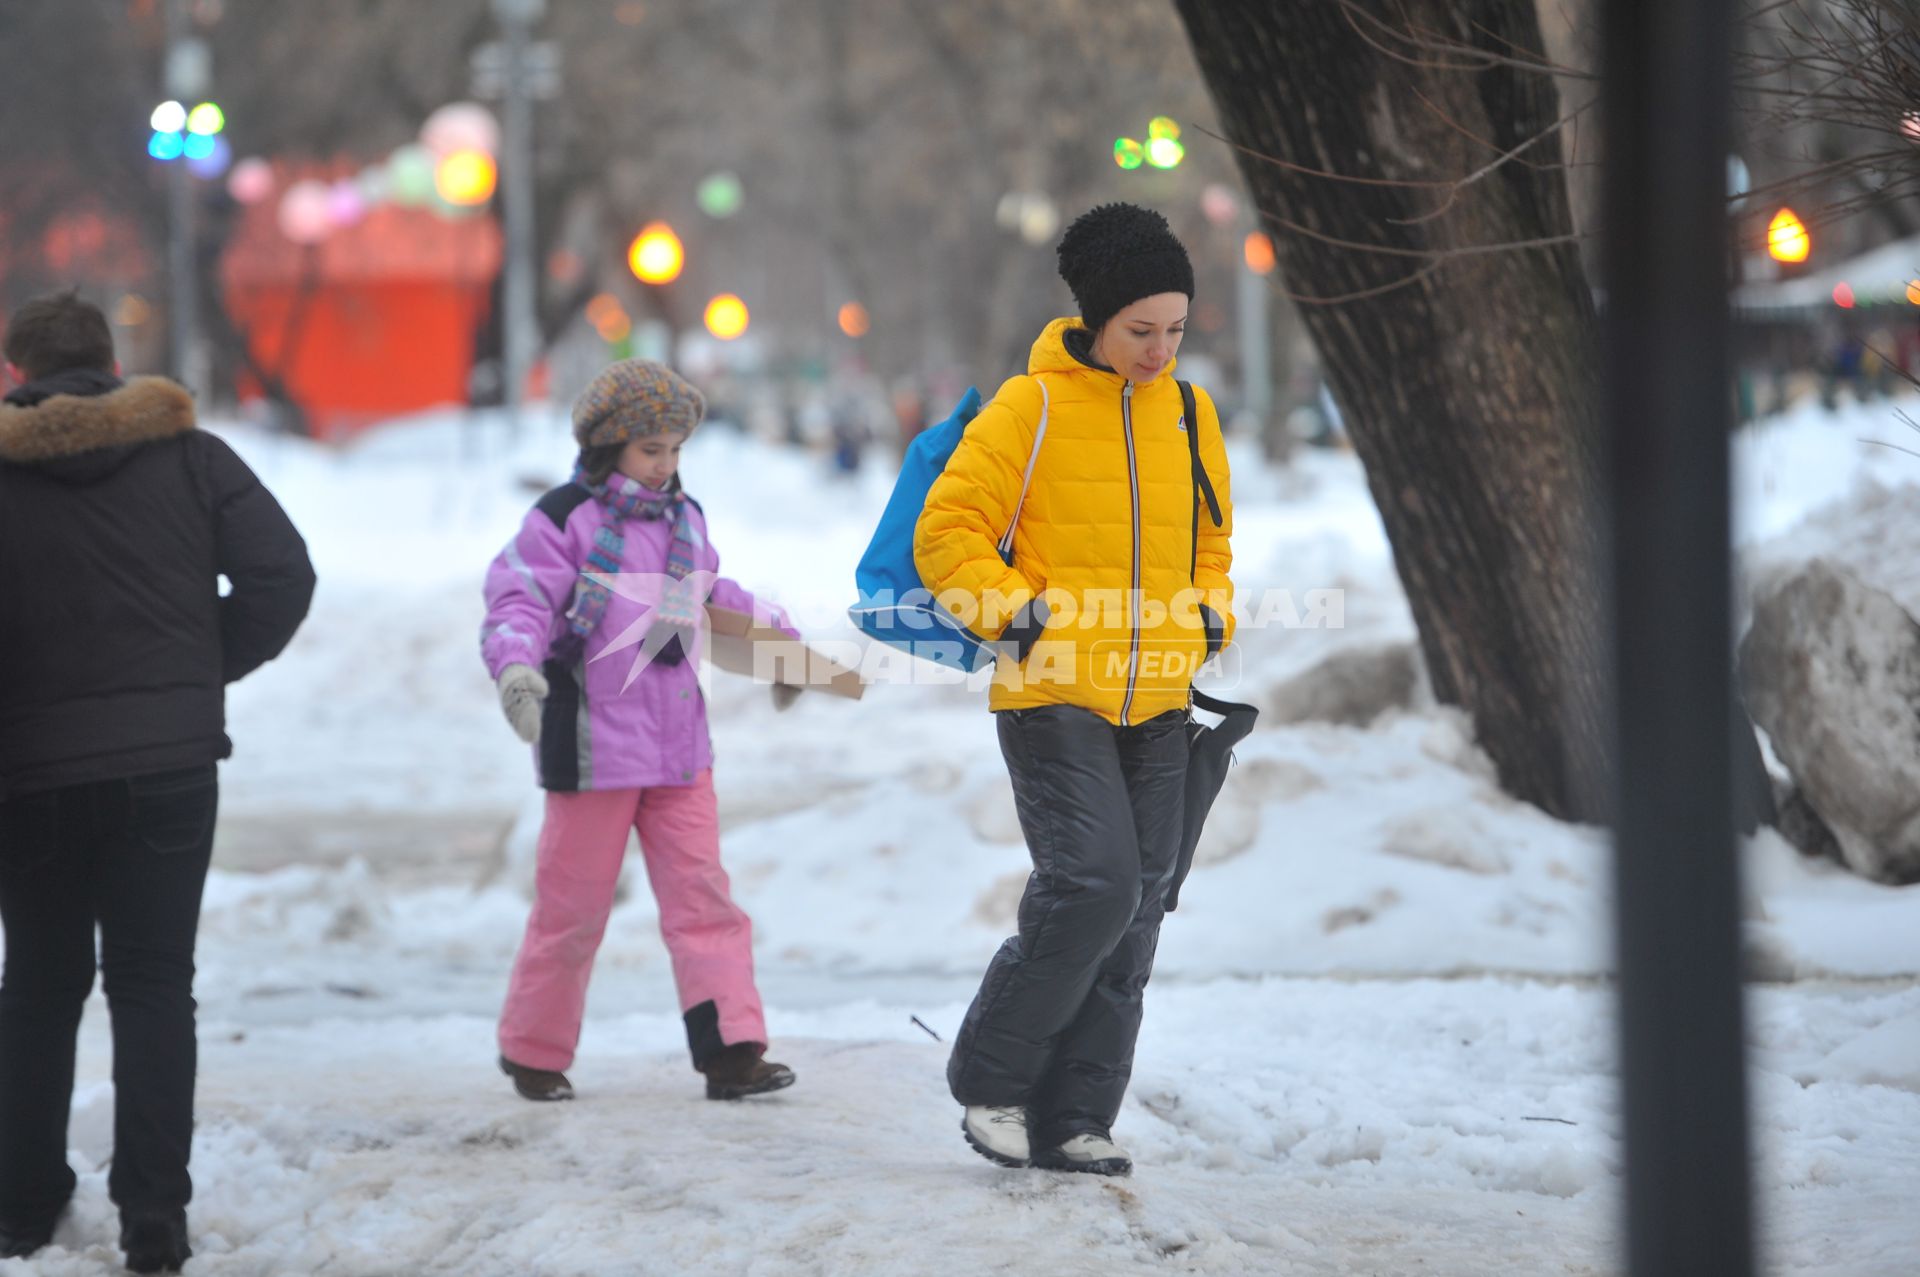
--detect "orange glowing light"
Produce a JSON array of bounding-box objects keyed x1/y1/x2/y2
[
  {"x1": 434, "y1": 150, "x2": 497, "y2": 207},
  {"x1": 838, "y1": 301, "x2": 871, "y2": 338},
  {"x1": 628, "y1": 223, "x2": 684, "y2": 285},
  {"x1": 1768, "y1": 208, "x2": 1810, "y2": 264},
  {"x1": 704, "y1": 293, "x2": 749, "y2": 340},
  {"x1": 1244, "y1": 231, "x2": 1277, "y2": 276}
]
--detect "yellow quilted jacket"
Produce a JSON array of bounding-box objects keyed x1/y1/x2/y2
[{"x1": 914, "y1": 316, "x2": 1235, "y2": 725}]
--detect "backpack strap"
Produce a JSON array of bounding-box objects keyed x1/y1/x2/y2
[
  {"x1": 1181, "y1": 380, "x2": 1223, "y2": 581},
  {"x1": 995, "y1": 377, "x2": 1050, "y2": 565}
]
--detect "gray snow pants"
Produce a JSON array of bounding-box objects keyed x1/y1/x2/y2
[{"x1": 947, "y1": 703, "x2": 1188, "y2": 1149}]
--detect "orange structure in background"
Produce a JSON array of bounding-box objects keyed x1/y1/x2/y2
[{"x1": 221, "y1": 189, "x2": 502, "y2": 441}]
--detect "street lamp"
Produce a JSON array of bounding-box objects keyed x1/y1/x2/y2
[
  {"x1": 703, "y1": 294, "x2": 749, "y2": 340},
  {"x1": 628, "y1": 223, "x2": 685, "y2": 285},
  {"x1": 1767, "y1": 207, "x2": 1810, "y2": 264}
]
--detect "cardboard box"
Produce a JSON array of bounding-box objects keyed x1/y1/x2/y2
[{"x1": 703, "y1": 604, "x2": 865, "y2": 700}]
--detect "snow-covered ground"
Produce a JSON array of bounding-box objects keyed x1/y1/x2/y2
[{"x1": 6, "y1": 394, "x2": 1920, "y2": 1275}]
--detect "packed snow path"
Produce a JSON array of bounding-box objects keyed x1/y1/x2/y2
[{"x1": 7, "y1": 402, "x2": 1920, "y2": 1274}]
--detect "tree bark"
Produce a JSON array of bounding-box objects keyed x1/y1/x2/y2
[{"x1": 1174, "y1": 0, "x2": 1614, "y2": 821}]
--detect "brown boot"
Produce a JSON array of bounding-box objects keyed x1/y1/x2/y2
[
  {"x1": 700, "y1": 1043, "x2": 796, "y2": 1100},
  {"x1": 499, "y1": 1054, "x2": 574, "y2": 1102}
]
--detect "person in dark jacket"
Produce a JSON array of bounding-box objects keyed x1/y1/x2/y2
[{"x1": 0, "y1": 292, "x2": 314, "y2": 1272}]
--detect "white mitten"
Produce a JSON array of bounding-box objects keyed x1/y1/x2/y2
[
  {"x1": 497, "y1": 664, "x2": 549, "y2": 743},
  {"x1": 771, "y1": 682, "x2": 803, "y2": 712}
]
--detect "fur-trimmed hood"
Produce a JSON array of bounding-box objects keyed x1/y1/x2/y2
[{"x1": 0, "y1": 376, "x2": 197, "y2": 469}]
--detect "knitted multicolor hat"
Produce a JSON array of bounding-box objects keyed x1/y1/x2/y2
[
  {"x1": 1056, "y1": 202, "x2": 1195, "y2": 334},
  {"x1": 571, "y1": 358, "x2": 706, "y2": 447}
]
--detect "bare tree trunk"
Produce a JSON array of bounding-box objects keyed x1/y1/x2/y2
[{"x1": 1175, "y1": 0, "x2": 1614, "y2": 821}]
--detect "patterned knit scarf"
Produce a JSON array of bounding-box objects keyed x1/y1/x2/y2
[{"x1": 563, "y1": 465, "x2": 702, "y2": 656}]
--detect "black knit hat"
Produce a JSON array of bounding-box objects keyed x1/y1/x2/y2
[{"x1": 1056, "y1": 202, "x2": 1195, "y2": 333}]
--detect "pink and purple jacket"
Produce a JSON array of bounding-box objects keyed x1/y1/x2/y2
[{"x1": 481, "y1": 481, "x2": 796, "y2": 792}]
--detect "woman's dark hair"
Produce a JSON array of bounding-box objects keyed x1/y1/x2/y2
[
  {"x1": 3, "y1": 290, "x2": 114, "y2": 381},
  {"x1": 577, "y1": 443, "x2": 625, "y2": 484}
]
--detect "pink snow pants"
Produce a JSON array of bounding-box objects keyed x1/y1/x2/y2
[{"x1": 497, "y1": 770, "x2": 766, "y2": 1072}]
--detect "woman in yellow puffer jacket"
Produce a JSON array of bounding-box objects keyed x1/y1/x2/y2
[{"x1": 915, "y1": 203, "x2": 1234, "y2": 1178}]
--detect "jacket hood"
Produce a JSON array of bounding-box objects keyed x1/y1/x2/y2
[
  {"x1": 1026, "y1": 316, "x2": 1179, "y2": 386},
  {"x1": 0, "y1": 375, "x2": 197, "y2": 483}
]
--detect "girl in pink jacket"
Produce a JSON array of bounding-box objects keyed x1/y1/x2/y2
[{"x1": 481, "y1": 359, "x2": 797, "y2": 1103}]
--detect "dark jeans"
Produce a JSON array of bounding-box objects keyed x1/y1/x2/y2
[
  {"x1": 948, "y1": 705, "x2": 1187, "y2": 1149},
  {"x1": 0, "y1": 765, "x2": 217, "y2": 1228}
]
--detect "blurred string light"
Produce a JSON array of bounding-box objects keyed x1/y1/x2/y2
[
  {"x1": 1243, "y1": 231, "x2": 1277, "y2": 275},
  {"x1": 388, "y1": 145, "x2": 437, "y2": 207},
  {"x1": 114, "y1": 294, "x2": 153, "y2": 327},
  {"x1": 150, "y1": 100, "x2": 226, "y2": 170},
  {"x1": 1145, "y1": 116, "x2": 1184, "y2": 169},
  {"x1": 356, "y1": 163, "x2": 391, "y2": 205},
  {"x1": 697, "y1": 171, "x2": 743, "y2": 219},
  {"x1": 547, "y1": 248, "x2": 584, "y2": 285},
  {"x1": 277, "y1": 179, "x2": 333, "y2": 245},
  {"x1": 586, "y1": 294, "x2": 622, "y2": 325},
  {"x1": 587, "y1": 293, "x2": 635, "y2": 344},
  {"x1": 1018, "y1": 199, "x2": 1059, "y2": 245},
  {"x1": 186, "y1": 102, "x2": 225, "y2": 135},
  {"x1": 326, "y1": 179, "x2": 368, "y2": 229},
  {"x1": 228, "y1": 157, "x2": 273, "y2": 204},
  {"x1": 421, "y1": 102, "x2": 500, "y2": 158},
  {"x1": 1907, "y1": 280, "x2": 1920, "y2": 306},
  {"x1": 838, "y1": 301, "x2": 870, "y2": 338},
  {"x1": 1833, "y1": 281, "x2": 1855, "y2": 308},
  {"x1": 704, "y1": 293, "x2": 749, "y2": 340},
  {"x1": 1114, "y1": 117, "x2": 1184, "y2": 171},
  {"x1": 1146, "y1": 136, "x2": 1186, "y2": 169},
  {"x1": 435, "y1": 150, "x2": 498, "y2": 206},
  {"x1": 1201, "y1": 183, "x2": 1239, "y2": 227},
  {"x1": 185, "y1": 134, "x2": 231, "y2": 179},
  {"x1": 1768, "y1": 207, "x2": 1810, "y2": 264},
  {"x1": 995, "y1": 192, "x2": 1059, "y2": 245},
  {"x1": 628, "y1": 222, "x2": 684, "y2": 284}
]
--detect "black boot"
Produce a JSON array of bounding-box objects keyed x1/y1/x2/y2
[
  {"x1": 499, "y1": 1054, "x2": 574, "y2": 1102},
  {"x1": 699, "y1": 1043, "x2": 795, "y2": 1101},
  {"x1": 0, "y1": 1212, "x2": 58, "y2": 1260},
  {"x1": 120, "y1": 1209, "x2": 191, "y2": 1274}
]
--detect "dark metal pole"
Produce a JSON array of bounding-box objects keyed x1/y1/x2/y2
[
  {"x1": 1601, "y1": 1, "x2": 1757, "y2": 1274},
  {"x1": 494, "y1": 0, "x2": 544, "y2": 440},
  {"x1": 164, "y1": 0, "x2": 198, "y2": 394}
]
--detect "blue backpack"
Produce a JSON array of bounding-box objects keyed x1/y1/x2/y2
[{"x1": 849, "y1": 382, "x2": 1051, "y2": 671}]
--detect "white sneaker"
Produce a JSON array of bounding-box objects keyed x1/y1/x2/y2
[
  {"x1": 1033, "y1": 1132, "x2": 1132, "y2": 1176},
  {"x1": 961, "y1": 1105, "x2": 1030, "y2": 1167}
]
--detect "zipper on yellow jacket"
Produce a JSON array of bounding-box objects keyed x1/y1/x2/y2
[{"x1": 1120, "y1": 380, "x2": 1142, "y2": 726}]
